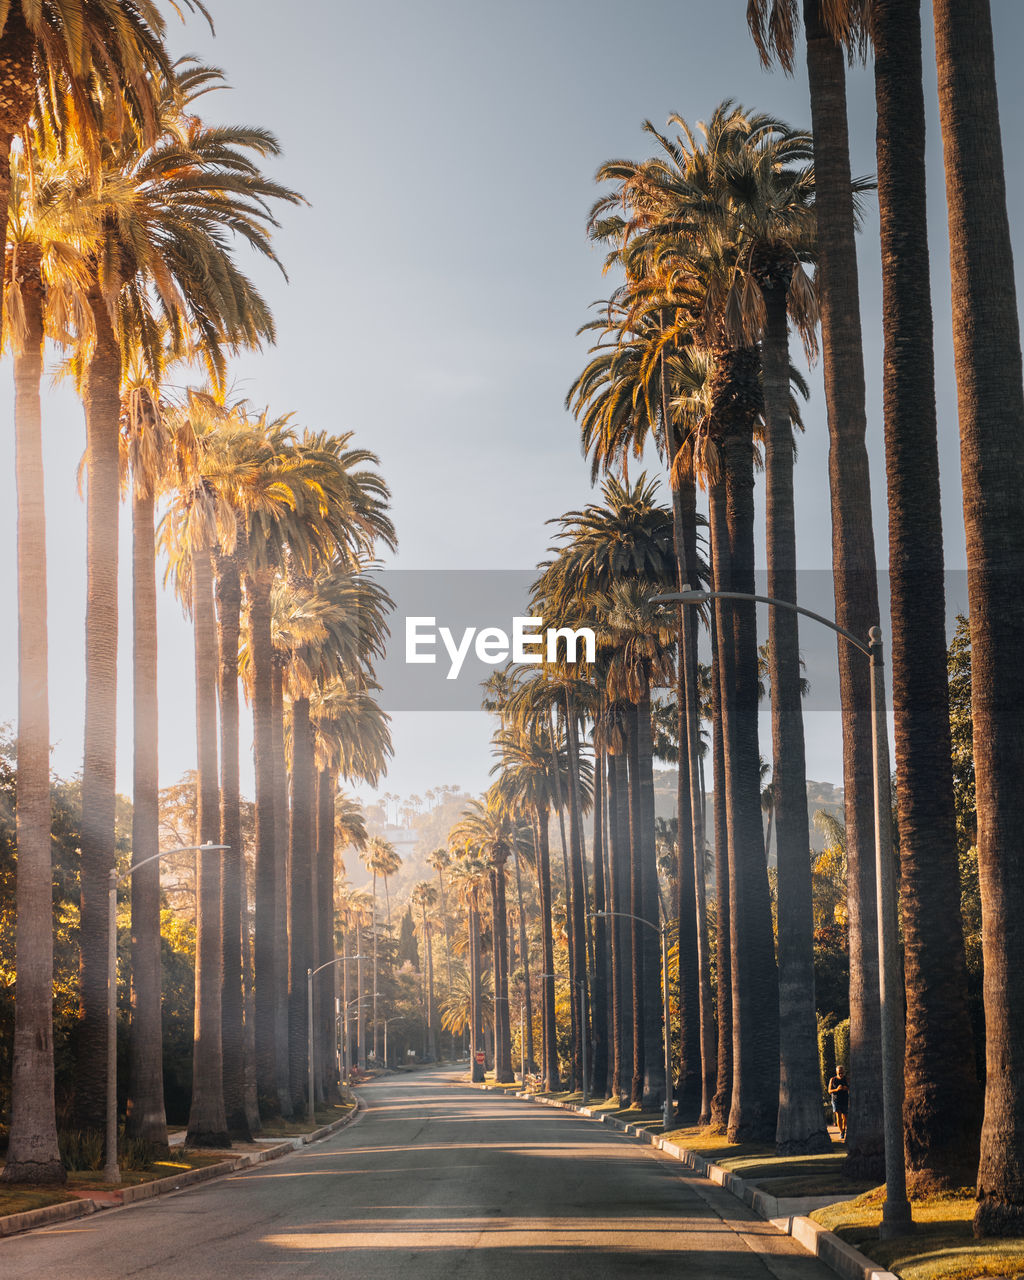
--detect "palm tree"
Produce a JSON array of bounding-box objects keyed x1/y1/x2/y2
[
  {"x1": 869, "y1": 0, "x2": 981, "y2": 1187},
  {"x1": 412, "y1": 882, "x2": 439, "y2": 1060},
  {"x1": 931, "y1": 0, "x2": 1024, "y2": 1228},
  {"x1": 427, "y1": 848, "x2": 455, "y2": 1059},
  {"x1": 362, "y1": 836, "x2": 397, "y2": 1063},
  {"x1": 0, "y1": 145, "x2": 93, "y2": 1184},
  {"x1": 450, "y1": 794, "x2": 529, "y2": 1085},
  {"x1": 448, "y1": 851, "x2": 492, "y2": 1082},
  {"x1": 66, "y1": 61, "x2": 302, "y2": 1139},
  {"x1": 492, "y1": 727, "x2": 565, "y2": 1091},
  {"x1": 746, "y1": 0, "x2": 888, "y2": 1175}
]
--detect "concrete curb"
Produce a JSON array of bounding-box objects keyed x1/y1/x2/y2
[
  {"x1": 0, "y1": 1098, "x2": 364, "y2": 1241},
  {"x1": 482, "y1": 1086, "x2": 898, "y2": 1280}
]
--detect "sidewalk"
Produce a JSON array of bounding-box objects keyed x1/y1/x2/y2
[{"x1": 0, "y1": 1098, "x2": 363, "y2": 1241}]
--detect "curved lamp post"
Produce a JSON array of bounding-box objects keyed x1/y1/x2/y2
[
  {"x1": 106, "y1": 841, "x2": 227, "y2": 1184},
  {"x1": 307, "y1": 955, "x2": 366, "y2": 1125},
  {"x1": 651, "y1": 585, "x2": 912, "y2": 1238},
  {"x1": 592, "y1": 910, "x2": 672, "y2": 1130},
  {"x1": 383, "y1": 1015, "x2": 406, "y2": 1070}
]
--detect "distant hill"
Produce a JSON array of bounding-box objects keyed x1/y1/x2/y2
[{"x1": 652, "y1": 768, "x2": 844, "y2": 854}]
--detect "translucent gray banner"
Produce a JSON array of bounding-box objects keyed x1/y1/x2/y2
[{"x1": 365, "y1": 569, "x2": 972, "y2": 712}]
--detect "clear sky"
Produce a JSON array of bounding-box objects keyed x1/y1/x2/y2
[{"x1": 1, "y1": 1, "x2": 1021, "y2": 811}]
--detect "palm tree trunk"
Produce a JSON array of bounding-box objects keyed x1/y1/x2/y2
[
  {"x1": 534, "y1": 805, "x2": 560, "y2": 1091},
  {"x1": 127, "y1": 481, "x2": 167, "y2": 1148},
  {"x1": 759, "y1": 276, "x2": 829, "y2": 1155},
  {"x1": 565, "y1": 705, "x2": 590, "y2": 1093},
  {"x1": 511, "y1": 848, "x2": 535, "y2": 1073},
  {"x1": 637, "y1": 688, "x2": 665, "y2": 1110},
  {"x1": 675, "y1": 641, "x2": 702, "y2": 1122},
  {"x1": 714, "y1": 372, "x2": 780, "y2": 1143},
  {"x1": 420, "y1": 900, "x2": 437, "y2": 1060},
  {"x1": 186, "y1": 548, "x2": 230, "y2": 1147},
  {"x1": 626, "y1": 704, "x2": 646, "y2": 1106},
  {"x1": 75, "y1": 285, "x2": 122, "y2": 1139},
  {"x1": 591, "y1": 749, "x2": 610, "y2": 1096},
  {"x1": 271, "y1": 660, "x2": 292, "y2": 1116},
  {"x1": 932, "y1": 0, "x2": 1022, "y2": 1226},
  {"x1": 606, "y1": 751, "x2": 625, "y2": 1102},
  {"x1": 248, "y1": 570, "x2": 277, "y2": 1109},
  {"x1": 2, "y1": 246, "x2": 64, "y2": 1184},
  {"x1": 371, "y1": 871, "x2": 380, "y2": 1062},
  {"x1": 664, "y1": 389, "x2": 704, "y2": 1124},
  {"x1": 708, "y1": 488, "x2": 733, "y2": 1132},
  {"x1": 316, "y1": 767, "x2": 338, "y2": 1100},
  {"x1": 873, "y1": 0, "x2": 980, "y2": 1188},
  {"x1": 612, "y1": 743, "x2": 634, "y2": 1103},
  {"x1": 470, "y1": 900, "x2": 485, "y2": 1082},
  {"x1": 803, "y1": 0, "x2": 885, "y2": 1179},
  {"x1": 491, "y1": 856, "x2": 514, "y2": 1083},
  {"x1": 240, "y1": 855, "x2": 260, "y2": 1133},
  {"x1": 288, "y1": 696, "x2": 315, "y2": 1112},
  {"x1": 215, "y1": 548, "x2": 250, "y2": 1140}
]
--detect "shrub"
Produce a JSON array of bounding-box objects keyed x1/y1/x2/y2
[{"x1": 833, "y1": 1018, "x2": 850, "y2": 1073}]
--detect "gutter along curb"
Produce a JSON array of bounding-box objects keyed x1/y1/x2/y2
[
  {"x1": 480, "y1": 1084, "x2": 899, "y2": 1280},
  {"x1": 0, "y1": 1096, "x2": 364, "y2": 1240}
]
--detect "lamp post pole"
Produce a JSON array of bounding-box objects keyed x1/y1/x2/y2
[
  {"x1": 593, "y1": 910, "x2": 671, "y2": 1130},
  {"x1": 105, "y1": 842, "x2": 227, "y2": 1185},
  {"x1": 652, "y1": 587, "x2": 912, "y2": 1237},
  {"x1": 307, "y1": 955, "x2": 367, "y2": 1125},
  {"x1": 384, "y1": 1016, "x2": 406, "y2": 1069}
]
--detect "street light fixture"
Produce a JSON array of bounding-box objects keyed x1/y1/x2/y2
[
  {"x1": 105, "y1": 841, "x2": 227, "y2": 1184},
  {"x1": 652, "y1": 585, "x2": 912, "y2": 1238},
  {"x1": 307, "y1": 955, "x2": 367, "y2": 1125},
  {"x1": 383, "y1": 1015, "x2": 406, "y2": 1070},
  {"x1": 592, "y1": 910, "x2": 673, "y2": 1131}
]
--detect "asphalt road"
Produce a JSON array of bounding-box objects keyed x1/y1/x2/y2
[{"x1": 0, "y1": 1068, "x2": 837, "y2": 1279}]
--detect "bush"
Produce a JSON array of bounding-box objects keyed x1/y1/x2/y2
[
  {"x1": 58, "y1": 1129, "x2": 104, "y2": 1172},
  {"x1": 833, "y1": 1018, "x2": 850, "y2": 1073},
  {"x1": 817, "y1": 1012, "x2": 836, "y2": 1093}
]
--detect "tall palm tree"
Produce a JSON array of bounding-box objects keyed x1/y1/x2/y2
[
  {"x1": 451, "y1": 794, "x2": 530, "y2": 1085},
  {"x1": 66, "y1": 62, "x2": 302, "y2": 1139},
  {"x1": 0, "y1": 145, "x2": 93, "y2": 1184},
  {"x1": 362, "y1": 836, "x2": 397, "y2": 1064},
  {"x1": 447, "y1": 851, "x2": 492, "y2": 1083},
  {"x1": 746, "y1": 0, "x2": 888, "y2": 1175},
  {"x1": 869, "y1": 0, "x2": 981, "y2": 1187},
  {"x1": 932, "y1": 0, "x2": 1024, "y2": 1229},
  {"x1": 412, "y1": 882, "x2": 439, "y2": 1060},
  {"x1": 427, "y1": 848, "x2": 455, "y2": 1059}
]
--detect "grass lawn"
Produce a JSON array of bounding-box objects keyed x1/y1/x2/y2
[
  {"x1": 812, "y1": 1188, "x2": 1024, "y2": 1280},
  {"x1": 0, "y1": 1151, "x2": 229, "y2": 1219},
  {"x1": 257, "y1": 1100, "x2": 355, "y2": 1138}
]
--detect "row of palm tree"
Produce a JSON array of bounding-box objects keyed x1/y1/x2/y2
[
  {"x1": 437, "y1": 0, "x2": 1024, "y2": 1238},
  {"x1": 1, "y1": 2, "x2": 396, "y2": 1182}
]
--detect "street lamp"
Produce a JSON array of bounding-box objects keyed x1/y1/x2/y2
[
  {"x1": 383, "y1": 1015, "x2": 406, "y2": 1069},
  {"x1": 105, "y1": 841, "x2": 227, "y2": 1184},
  {"x1": 338, "y1": 994, "x2": 371, "y2": 1086},
  {"x1": 592, "y1": 910, "x2": 673, "y2": 1131},
  {"x1": 307, "y1": 955, "x2": 366, "y2": 1125},
  {"x1": 652, "y1": 585, "x2": 912, "y2": 1238}
]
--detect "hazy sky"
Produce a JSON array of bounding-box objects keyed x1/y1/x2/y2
[{"x1": 2, "y1": 1, "x2": 1022, "y2": 813}]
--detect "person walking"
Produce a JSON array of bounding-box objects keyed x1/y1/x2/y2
[{"x1": 828, "y1": 1065, "x2": 849, "y2": 1141}]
